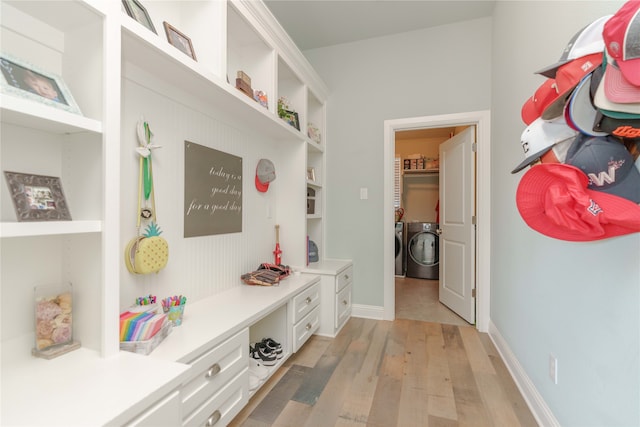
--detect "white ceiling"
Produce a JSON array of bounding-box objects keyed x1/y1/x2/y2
[{"x1": 264, "y1": 0, "x2": 496, "y2": 51}]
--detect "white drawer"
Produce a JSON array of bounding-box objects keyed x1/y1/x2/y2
[
  {"x1": 124, "y1": 390, "x2": 181, "y2": 427},
  {"x1": 335, "y1": 283, "x2": 352, "y2": 330},
  {"x1": 182, "y1": 369, "x2": 249, "y2": 427},
  {"x1": 335, "y1": 265, "x2": 353, "y2": 292},
  {"x1": 292, "y1": 282, "x2": 320, "y2": 324},
  {"x1": 181, "y1": 328, "x2": 248, "y2": 419},
  {"x1": 292, "y1": 306, "x2": 320, "y2": 353}
]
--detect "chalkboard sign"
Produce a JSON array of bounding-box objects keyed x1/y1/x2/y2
[{"x1": 184, "y1": 141, "x2": 242, "y2": 237}]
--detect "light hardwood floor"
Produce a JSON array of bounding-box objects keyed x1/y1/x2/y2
[
  {"x1": 395, "y1": 276, "x2": 470, "y2": 326},
  {"x1": 229, "y1": 317, "x2": 539, "y2": 427}
]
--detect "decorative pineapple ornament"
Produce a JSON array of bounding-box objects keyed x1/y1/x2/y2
[
  {"x1": 124, "y1": 118, "x2": 169, "y2": 275},
  {"x1": 133, "y1": 222, "x2": 169, "y2": 274}
]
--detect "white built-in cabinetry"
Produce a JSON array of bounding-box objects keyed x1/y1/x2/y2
[
  {"x1": 0, "y1": 0, "x2": 339, "y2": 424},
  {"x1": 299, "y1": 259, "x2": 354, "y2": 337}
]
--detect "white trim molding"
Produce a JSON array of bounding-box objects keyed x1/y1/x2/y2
[
  {"x1": 489, "y1": 321, "x2": 560, "y2": 427},
  {"x1": 351, "y1": 304, "x2": 385, "y2": 320}
]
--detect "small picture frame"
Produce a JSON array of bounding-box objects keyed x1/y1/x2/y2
[
  {"x1": 0, "y1": 53, "x2": 82, "y2": 115},
  {"x1": 3, "y1": 171, "x2": 72, "y2": 222},
  {"x1": 284, "y1": 110, "x2": 300, "y2": 131},
  {"x1": 307, "y1": 167, "x2": 316, "y2": 182},
  {"x1": 121, "y1": 0, "x2": 157, "y2": 34},
  {"x1": 163, "y1": 22, "x2": 197, "y2": 61}
]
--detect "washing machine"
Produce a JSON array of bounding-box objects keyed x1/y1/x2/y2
[
  {"x1": 395, "y1": 222, "x2": 405, "y2": 276},
  {"x1": 406, "y1": 222, "x2": 439, "y2": 279}
]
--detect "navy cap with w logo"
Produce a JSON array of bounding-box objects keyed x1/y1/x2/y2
[{"x1": 566, "y1": 134, "x2": 640, "y2": 203}]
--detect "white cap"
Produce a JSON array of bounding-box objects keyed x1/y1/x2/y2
[{"x1": 511, "y1": 117, "x2": 578, "y2": 174}]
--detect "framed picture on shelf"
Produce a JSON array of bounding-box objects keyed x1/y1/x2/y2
[
  {"x1": 307, "y1": 167, "x2": 316, "y2": 183},
  {"x1": 3, "y1": 171, "x2": 72, "y2": 222},
  {"x1": 122, "y1": 0, "x2": 157, "y2": 34},
  {"x1": 163, "y1": 22, "x2": 197, "y2": 60},
  {"x1": 0, "y1": 53, "x2": 82, "y2": 115},
  {"x1": 285, "y1": 110, "x2": 300, "y2": 131}
]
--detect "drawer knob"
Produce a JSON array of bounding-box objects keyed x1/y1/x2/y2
[
  {"x1": 305, "y1": 322, "x2": 312, "y2": 330},
  {"x1": 305, "y1": 296, "x2": 312, "y2": 304},
  {"x1": 206, "y1": 363, "x2": 221, "y2": 378},
  {"x1": 205, "y1": 410, "x2": 221, "y2": 426},
  {"x1": 342, "y1": 300, "x2": 348, "y2": 305},
  {"x1": 345, "y1": 274, "x2": 349, "y2": 280}
]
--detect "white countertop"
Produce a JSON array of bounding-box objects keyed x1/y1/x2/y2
[
  {"x1": 149, "y1": 274, "x2": 320, "y2": 363},
  {"x1": 293, "y1": 258, "x2": 352, "y2": 275},
  {"x1": 1, "y1": 346, "x2": 189, "y2": 426},
  {"x1": 1, "y1": 274, "x2": 320, "y2": 426}
]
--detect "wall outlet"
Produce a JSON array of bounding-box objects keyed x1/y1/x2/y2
[{"x1": 549, "y1": 354, "x2": 558, "y2": 384}]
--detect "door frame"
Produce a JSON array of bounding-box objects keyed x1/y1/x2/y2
[{"x1": 383, "y1": 110, "x2": 491, "y2": 332}]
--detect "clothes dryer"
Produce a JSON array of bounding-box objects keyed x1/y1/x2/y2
[
  {"x1": 395, "y1": 222, "x2": 405, "y2": 276},
  {"x1": 406, "y1": 222, "x2": 439, "y2": 280}
]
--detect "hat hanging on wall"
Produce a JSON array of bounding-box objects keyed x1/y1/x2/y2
[
  {"x1": 564, "y1": 134, "x2": 640, "y2": 203},
  {"x1": 255, "y1": 159, "x2": 276, "y2": 192},
  {"x1": 516, "y1": 163, "x2": 640, "y2": 241},
  {"x1": 511, "y1": 117, "x2": 578, "y2": 174},
  {"x1": 308, "y1": 240, "x2": 319, "y2": 263},
  {"x1": 603, "y1": 1, "x2": 640, "y2": 86},
  {"x1": 535, "y1": 14, "x2": 611, "y2": 78}
]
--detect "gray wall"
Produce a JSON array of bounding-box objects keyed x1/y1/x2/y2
[
  {"x1": 305, "y1": 1, "x2": 640, "y2": 425},
  {"x1": 305, "y1": 17, "x2": 492, "y2": 306}
]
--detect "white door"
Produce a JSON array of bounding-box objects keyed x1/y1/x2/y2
[{"x1": 439, "y1": 127, "x2": 476, "y2": 324}]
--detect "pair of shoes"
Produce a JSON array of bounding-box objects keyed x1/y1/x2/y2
[
  {"x1": 249, "y1": 357, "x2": 269, "y2": 381},
  {"x1": 250, "y1": 343, "x2": 277, "y2": 366},
  {"x1": 260, "y1": 337, "x2": 283, "y2": 359}
]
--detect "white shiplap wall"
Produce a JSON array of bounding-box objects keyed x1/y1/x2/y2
[{"x1": 119, "y1": 70, "x2": 292, "y2": 309}]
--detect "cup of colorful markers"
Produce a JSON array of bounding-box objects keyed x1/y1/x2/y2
[{"x1": 162, "y1": 295, "x2": 186, "y2": 326}]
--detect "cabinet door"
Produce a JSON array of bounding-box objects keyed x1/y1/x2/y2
[
  {"x1": 183, "y1": 370, "x2": 249, "y2": 427},
  {"x1": 293, "y1": 306, "x2": 320, "y2": 353},
  {"x1": 336, "y1": 283, "x2": 352, "y2": 330},
  {"x1": 182, "y1": 328, "x2": 249, "y2": 419}
]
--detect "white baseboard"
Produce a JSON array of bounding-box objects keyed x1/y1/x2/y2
[
  {"x1": 351, "y1": 304, "x2": 384, "y2": 320},
  {"x1": 489, "y1": 320, "x2": 560, "y2": 427}
]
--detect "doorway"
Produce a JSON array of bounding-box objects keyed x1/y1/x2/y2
[
  {"x1": 383, "y1": 111, "x2": 491, "y2": 332},
  {"x1": 395, "y1": 127, "x2": 471, "y2": 325}
]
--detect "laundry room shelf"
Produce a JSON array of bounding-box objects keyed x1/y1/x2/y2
[{"x1": 403, "y1": 169, "x2": 439, "y2": 176}]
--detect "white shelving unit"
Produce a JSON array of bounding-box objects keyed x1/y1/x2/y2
[{"x1": 1, "y1": 0, "x2": 334, "y2": 424}]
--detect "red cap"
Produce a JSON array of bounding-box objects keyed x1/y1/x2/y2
[
  {"x1": 521, "y1": 79, "x2": 558, "y2": 125},
  {"x1": 541, "y1": 53, "x2": 603, "y2": 120},
  {"x1": 516, "y1": 163, "x2": 640, "y2": 241},
  {"x1": 604, "y1": 1, "x2": 640, "y2": 87}
]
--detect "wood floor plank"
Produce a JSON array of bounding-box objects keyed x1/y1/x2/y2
[
  {"x1": 292, "y1": 317, "x2": 368, "y2": 406},
  {"x1": 365, "y1": 319, "x2": 409, "y2": 427},
  {"x1": 302, "y1": 319, "x2": 377, "y2": 426},
  {"x1": 428, "y1": 414, "x2": 460, "y2": 427},
  {"x1": 397, "y1": 320, "x2": 430, "y2": 427},
  {"x1": 458, "y1": 325, "x2": 496, "y2": 375},
  {"x1": 286, "y1": 335, "x2": 332, "y2": 368},
  {"x1": 337, "y1": 321, "x2": 389, "y2": 425},
  {"x1": 235, "y1": 419, "x2": 271, "y2": 427},
  {"x1": 441, "y1": 324, "x2": 492, "y2": 427},
  {"x1": 473, "y1": 371, "x2": 523, "y2": 427},
  {"x1": 424, "y1": 322, "x2": 457, "y2": 421},
  {"x1": 271, "y1": 400, "x2": 313, "y2": 427},
  {"x1": 229, "y1": 365, "x2": 292, "y2": 427},
  {"x1": 478, "y1": 334, "x2": 540, "y2": 427},
  {"x1": 246, "y1": 364, "x2": 311, "y2": 424}
]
